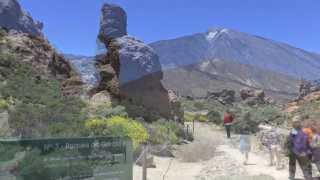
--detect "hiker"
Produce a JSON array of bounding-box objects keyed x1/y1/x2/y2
[
  {"x1": 259, "y1": 125, "x2": 283, "y2": 169},
  {"x1": 239, "y1": 125, "x2": 251, "y2": 165},
  {"x1": 309, "y1": 121, "x2": 320, "y2": 172},
  {"x1": 286, "y1": 116, "x2": 313, "y2": 180},
  {"x1": 223, "y1": 110, "x2": 234, "y2": 138}
]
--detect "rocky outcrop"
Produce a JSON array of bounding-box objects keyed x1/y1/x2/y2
[
  {"x1": 298, "y1": 79, "x2": 320, "y2": 99},
  {"x1": 0, "y1": 0, "x2": 43, "y2": 36},
  {"x1": 240, "y1": 88, "x2": 272, "y2": 106},
  {"x1": 95, "y1": 3, "x2": 173, "y2": 120},
  {"x1": 115, "y1": 36, "x2": 162, "y2": 84},
  {"x1": 0, "y1": 30, "x2": 83, "y2": 96},
  {"x1": 206, "y1": 89, "x2": 235, "y2": 105}
]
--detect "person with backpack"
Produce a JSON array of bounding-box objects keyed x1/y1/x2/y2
[
  {"x1": 259, "y1": 125, "x2": 283, "y2": 169},
  {"x1": 287, "y1": 116, "x2": 313, "y2": 180},
  {"x1": 310, "y1": 121, "x2": 320, "y2": 172},
  {"x1": 223, "y1": 110, "x2": 234, "y2": 139}
]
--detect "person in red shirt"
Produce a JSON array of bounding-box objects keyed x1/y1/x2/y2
[{"x1": 224, "y1": 110, "x2": 234, "y2": 138}]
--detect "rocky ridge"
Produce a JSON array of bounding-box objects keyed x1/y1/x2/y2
[
  {"x1": 0, "y1": 0, "x2": 43, "y2": 36},
  {"x1": 162, "y1": 59, "x2": 299, "y2": 103}
]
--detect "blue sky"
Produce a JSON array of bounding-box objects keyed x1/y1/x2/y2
[{"x1": 20, "y1": 0, "x2": 320, "y2": 56}]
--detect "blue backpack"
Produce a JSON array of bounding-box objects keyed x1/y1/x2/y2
[{"x1": 291, "y1": 129, "x2": 311, "y2": 156}]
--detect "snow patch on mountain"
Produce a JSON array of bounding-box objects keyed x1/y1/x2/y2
[{"x1": 206, "y1": 31, "x2": 218, "y2": 41}]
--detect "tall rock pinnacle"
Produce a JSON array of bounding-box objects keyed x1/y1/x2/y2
[
  {"x1": 95, "y1": 3, "x2": 182, "y2": 121},
  {"x1": 98, "y1": 3, "x2": 127, "y2": 44}
]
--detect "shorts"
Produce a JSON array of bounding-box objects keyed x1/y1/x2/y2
[
  {"x1": 270, "y1": 144, "x2": 281, "y2": 152},
  {"x1": 240, "y1": 143, "x2": 251, "y2": 153}
]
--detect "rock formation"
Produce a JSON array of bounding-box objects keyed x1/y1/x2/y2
[
  {"x1": 206, "y1": 89, "x2": 236, "y2": 105},
  {"x1": 95, "y1": 3, "x2": 176, "y2": 120},
  {"x1": 298, "y1": 79, "x2": 320, "y2": 99},
  {"x1": 98, "y1": 4, "x2": 127, "y2": 44},
  {"x1": 240, "y1": 88, "x2": 272, "y2": 106},
  {"x1": 0, "y1": 29, "x2": 83, "y2": 96},
  {"x1": 0, "y1": 0, "x2": 43, "y2": 36}
]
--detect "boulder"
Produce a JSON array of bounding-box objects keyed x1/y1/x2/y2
[
  {"x1": 98, "y1": 3, "x2": 127, "y2": 44},
  {"x1": 240, "y1": 89, "x2": 255, "y2": 100},
  {"x1": 240, "y1": 88, "x2": 269, "y2": 106},
  {"x1": 0, "y1": 0, "x2": 43, "y2": 36},
  {"x1": 207, "y1": 89, "x2": 235, "y2": 105},
  {"x1": 114, "y1": 36, "x2": 162, "y2": 84}
]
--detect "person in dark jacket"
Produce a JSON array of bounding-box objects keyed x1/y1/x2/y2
[
  {"x1": 223, "y1": 110, "x2": 234, "y2": 139},
  {"x1": 287, "y1": 116, "x2": 313, "y2": 180}
]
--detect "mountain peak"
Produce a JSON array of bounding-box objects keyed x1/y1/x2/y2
[
  {"x1": 150, "y1": 28, "x2": 320, "y2": 80},
  {"x1": 206, "y1": 28, "x2": 231, "y2": 40}
]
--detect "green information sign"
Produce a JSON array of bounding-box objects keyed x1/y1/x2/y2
[{"x1": 0, "y1": 137, "x2": 133, "y2": 180}]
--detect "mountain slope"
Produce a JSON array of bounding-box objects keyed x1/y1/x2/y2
[
  {"x1": 150, "y1": 28, "x2": 320, "y2": 80},
  {"x1": 162, "y1": 59, "x2": 299, "y2": 102}
]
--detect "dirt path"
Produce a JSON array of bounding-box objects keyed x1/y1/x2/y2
[{"x1": 133, "y1": 122, "x2": 309, "y2": 180}]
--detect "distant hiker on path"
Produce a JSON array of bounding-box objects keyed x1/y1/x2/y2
[
  {"x1": 223, "y1": 110, "x2": 234, "y2": 139},
  {"x1": 286, "y1": 116, "x2": 313, "y2": 180},
  {"x1": 239, "y1": 126, "x2": 251, "y2": 165},
  {"x1": 259, "y1": 125, "x2": 283, "y2": 169}
]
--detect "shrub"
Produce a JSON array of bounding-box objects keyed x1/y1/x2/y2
[
  {"x1": 94, "y1": 104, "x2": 128, "y2": 118},
  {"x1": 17, "y1": 149, "x2": 92, "y2": 180},
  {"x1": 0, "y1": 99, "x2": 9, "y2": 110},
  {"x1": 0, "y1": 28, "x2": 7, "y2": 40},
  {"x1": 1, "y1": 53, "x2": 87, "y2": 137},
  {"x1": 197, "y1": 114, "x2": 208, "y2": 122},
  {"x1": 85, "y1": 116, "x2": 149, "y2": 150},
  {"x1": 184, "y1": 111, "x2": 196, "y2": 122},
  {"x1": 233, "y1": 111, "x2": 259, "y2": 134},
  {"x1": 207, "y1": 110, "x2": 222, "y2": 124},
  {"x1": 0, "y1": 144, "x2": 21, "y2": 162},
  {"x1": 147, "y1": 119, "x2": 182, "y2": 144}
]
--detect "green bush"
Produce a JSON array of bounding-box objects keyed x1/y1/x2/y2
[
  {"x1": 0, "y1": 99, "x2": 9, "y2": 110},
  {"x1": 85, "y1": 116, "x2": 149, "y2": 150},
  {"x1": 207, "y1": 110, "x2": 222, "y2": 124},
  {"x1": 184, "y1": 112, "x2": 208, "y2": 122},
  {"x1": 147, "y1": 119, "x2": 183, "y2": 145},
  {"x1": 184, "y1": 111, "x2": 196, "y2": 122},
  {"x1": 0, "y1": 144, "x2": 21, "y2": 161},
  {"x1": 0, "y1": 28, "x2": 6, "y2": 40},
  {"x1": 198, "y1": 114, "x2": 208, "y2": 122},
  {"x1": 193, "y1": 101, "x2": 205, "y2": 110},
  {"x1": 1, "y1": 53, "x2": 87, "y2": 137},
  {"x1": 233, "y1": 111, "x2": 259, "y2": 134},
  {"x1": 16, "y1": 149, "x2": 93, "y2": 180},
  {"x1": 94, "y1": 104, "x2": 128, "y2": 118}
]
